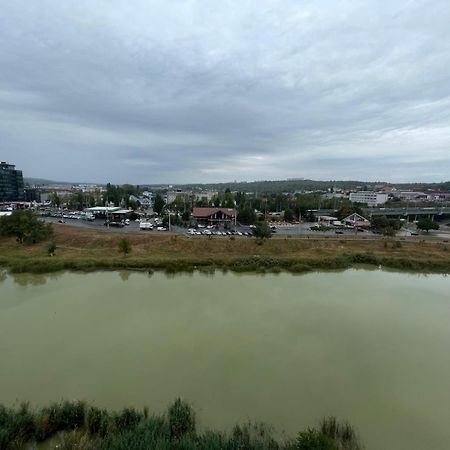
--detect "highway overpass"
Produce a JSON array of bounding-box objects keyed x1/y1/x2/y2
[{"x1": 309, "y1": 206, "x2": 450, "y2": 219}]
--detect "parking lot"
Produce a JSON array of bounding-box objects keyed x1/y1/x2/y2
[{"x1": 41, "y1": 211, "x2": 445, "y2": 238}]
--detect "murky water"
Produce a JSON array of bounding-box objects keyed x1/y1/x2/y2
[{"x1": 1, "y1": 269, "x2": 449, "y2": 449}]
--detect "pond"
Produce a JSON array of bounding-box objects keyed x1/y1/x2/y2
[{"x1": 0, "y1": 269, "x2": 449, "y2": 449}]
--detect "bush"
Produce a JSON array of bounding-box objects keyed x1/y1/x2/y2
[
  {"x1": 86, "y1": 407, "x2": 110, "y2": 437},
  {"x1": 47, "y1": 242, "x2": 57, "y2": 256},
  {"x1": 114, "y1": 407, "x2": 143, "y2": 433},
  {"x1": 297, "y1": 428, "x2": 337, "y2": 450},
  {"x1": 118, "y1": 238, "x2": 132, "y2": 256},
  {"x1": 253, "y1": 222, "x2": 272, "y2": 240},
  {"x1": 168, "y1": 398, "x2": 196, "y2": 440}
]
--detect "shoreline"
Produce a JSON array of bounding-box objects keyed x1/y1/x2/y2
[{"x1": 1, "y1": 224, "x2": 449, "y2": 275}]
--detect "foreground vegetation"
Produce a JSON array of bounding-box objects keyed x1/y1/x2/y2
[{"x1": 0, "y1": 399, "x2": 362, "y2": 450}]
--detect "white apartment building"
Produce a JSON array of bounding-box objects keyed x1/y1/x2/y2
[{"x1": 349, "y1": 191, "x2": 388, "y2": 207}]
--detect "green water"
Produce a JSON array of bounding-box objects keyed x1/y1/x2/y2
[{"x1": 1, "y1": 269, "x2": 449, "y2": 449}]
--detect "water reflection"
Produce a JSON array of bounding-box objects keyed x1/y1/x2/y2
[
  {"x1": 0, "y1": 270, "x2": 7, "y2": 283},
  {"x1": 118, "y1": 271, "x2": 131, "y2": 281}
]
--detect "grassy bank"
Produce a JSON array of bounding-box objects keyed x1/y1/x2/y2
[
  {"x1": 0, "y1": 399, "x2": 362, "y2": 450},
  {"x1": 0, "y1": 225, "x2": 449, "y2": 274}
]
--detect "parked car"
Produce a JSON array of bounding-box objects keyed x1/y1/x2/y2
[{"x1": 156, "y1": 226, "x2": 167, "y2": 231}]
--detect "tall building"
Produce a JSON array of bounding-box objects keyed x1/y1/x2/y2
[{"x1": 0, "y1": 162, "x2": 25, "y2": 201}]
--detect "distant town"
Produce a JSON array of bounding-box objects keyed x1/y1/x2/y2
[{"x1": 1, "y1": 160, "x2": 449, "y2": 236}]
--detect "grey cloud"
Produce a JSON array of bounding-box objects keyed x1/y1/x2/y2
[{"x1": 0, "y1": 0, "x2": 449, "y2": 183}]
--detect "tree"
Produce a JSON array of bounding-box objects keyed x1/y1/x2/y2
[
  {"x1": 283, "y1": 208, "x2": 295, "y2": 222},
  {"x1": 371, "y1": 216, "x2": 402, "y2": 237},
  {"x1": 253, "y1": 221, "x2": 272, "y2": 240},
  {"x1": 237, "y1": 207, "x2": 257, "y2": 225},
  {"x1": 153, "y1": 194, "x2": 165, "y2": 215},
  {"x1": 0, "y1": 210, "x2": 53, "y2": 244},
  {"x1": 50, "y1": 192, "x2": 61, "y2": 207},
  {"x1": 417, "y1": 217, "x2": 439, "y2": 233},
  {"x1": 118, "y1": 237, "x2": 131, "y2": 256}
]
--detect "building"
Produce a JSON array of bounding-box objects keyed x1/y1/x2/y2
[
  {"x1": 192, "y1": 207, "x2": 237, "y2": 226},
  {"x1": 342, "y1": 213, "x2": 370, "y2": 227},
  {"x1": 84, "y1": 206, "x2": 133, "y2": 220},
  {"x1": 349, "y1": 191, "x2": 388, "y2": 207},
  {"x1": 0, "y1": 162, "x2": 24, "y2": 202}
]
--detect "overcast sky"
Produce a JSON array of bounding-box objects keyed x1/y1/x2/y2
[{"x1": 1, "y1": 0, "x2": 449, "y2": 184}]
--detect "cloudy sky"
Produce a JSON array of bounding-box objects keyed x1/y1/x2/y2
[{"x1": 1, "y1": 0, "x2": 449, "y2": 184}]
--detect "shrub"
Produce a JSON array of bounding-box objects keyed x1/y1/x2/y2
[
  {"x1": 86, "y1": 407, "x2": 110, "y2": 437},
  {"x1": 168, "y1": 398, "x2": 196, "y2": 440},
  {"x1": 114, "y1": 407, "x2": 143, "y2": 433},
  {"x1": 47, "y1": 242, "x2": 57, "y2": 256},
  {"x1": 118, "y1": 238, "x2": 132, "y2": 256},
  {"x1": 297, "y1": 428, "x2": 337, "y2": 450}
]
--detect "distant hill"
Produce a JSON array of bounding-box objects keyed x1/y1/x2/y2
[
  {"x1": 146, "y1": 179, "x2": 450, "y2": 194},
  {"x1": 24, "y1": 176, "x2": 449, "y2": 193}
]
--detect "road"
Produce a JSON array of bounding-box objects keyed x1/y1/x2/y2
[{"x1": 42, "y1": 216, "x2": 450, "y2": 239}]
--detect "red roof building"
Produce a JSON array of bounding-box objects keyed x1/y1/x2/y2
[{"x1": 192, "y1": 207, "x2": 237, "y2": 224}]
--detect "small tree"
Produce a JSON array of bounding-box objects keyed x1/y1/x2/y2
[
  {"x1": 253, "y1": 221, "x2": 272, "y2": 240},
  {"x1": 417, "y1": 217, "x2": 439, "y2": 233},
  {"x1": 168, "y1": 398, "x2": 196, "y2": 440},
  {"x1": 118, "y1": 237, "x2": 131, "y2": 256},
  {"x1": 0, "y1": 210, "x2": 53, "y2": 244},
  {"x1": 47, "y1": 242, "x2": 57, "y2": 256},
  {"x1": 153, "y1": 194, "x2": 165, "y2": 215}
]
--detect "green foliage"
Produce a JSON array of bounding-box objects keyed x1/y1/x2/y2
[
  {"x1": 50, "y1": 192, "x2": 61, "y2": 207},
  {"x1": 103, "y1": 183, "x2": 141, "y2": 207},
  {"x1": 337, "y1": 203, "x2": 364, "y2": 220},
  {"x1": 253, "y1": 222, "x2": 272, "y2": 240},
  {"x1": 47, "y1": 242, "x2": 57, "y2": 256},
  {"x1": 113, "y1": 407, "x2": 144, "y2": 433},
  {"x1": 168, "y1": 398, "x2": 196, "y2": 440},
  {"x1": 417, "y1": 218, "x2": 439, "y2": 232},
  {"x1": 297, "y1": 429, "x2": 337, "y2": 450},
  {"x1": 283, "y1": 208, "x2": 295, "y2": 222},
  {"x1": 154, "y1": 194, "x2": 166, "y2": 215},
  {"x1": 237, "y1": 207, "x2": 257, "y2": 225},
  {"x1": 118, "y1": 238, "x2": 132, "y2": 256},
  {"x1": 86, "y1": 407, "x2": 110, "y2": 437},
  {"x1": 0, "y1": 210, "x2": 53, "y2": 244},
  {"x1": 319, "y1": 417, "x2": 362, "y2": 450},
  {"x1": 371, "y1": 216, "x2": 402, "y2": 237}
]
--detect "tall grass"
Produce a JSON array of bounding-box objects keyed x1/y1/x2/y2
[
  {"x1": 0, "y1": 399, "x2": 362, "y2": 450},
  {"x1": 1, "y1": 251, "x2": 449, "y2": 276}
]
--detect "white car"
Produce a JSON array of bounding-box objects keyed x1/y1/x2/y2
[
  {"x1": 140, "y1": 222, "x2": 153, "y2": 230},
  {"x1": 156, "y1": 226, "x2": 167, "y2": 231}
]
